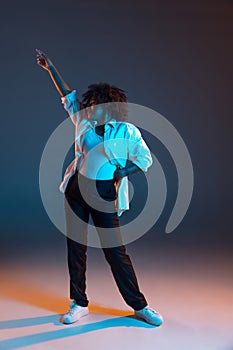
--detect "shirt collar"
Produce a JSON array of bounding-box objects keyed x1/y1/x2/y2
[
  {"x1": 91, "y1": 118, "x2": 117, "y2": 129},
  {"x1": 106, "y1": 118, "x2": 117, "y2": 127}
]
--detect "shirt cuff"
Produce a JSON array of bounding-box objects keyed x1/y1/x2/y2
[{"x1": 61, "y1": 90, "x2": 77, "y2": 110}]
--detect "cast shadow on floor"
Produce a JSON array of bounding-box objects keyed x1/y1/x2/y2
[{"x1": 0, "y1": 309, "x2": 157, "y2": 350}]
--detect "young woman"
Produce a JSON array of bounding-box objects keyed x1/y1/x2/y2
[{"x1": 36, "y1": 49, "x2": 163, "y2": 326}]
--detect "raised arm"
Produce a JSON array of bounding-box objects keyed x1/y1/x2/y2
[{"x1": 36, "y1": 49, "x2": 71, "y2": 97}]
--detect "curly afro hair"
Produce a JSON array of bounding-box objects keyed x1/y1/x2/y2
[{"x1": 80, "y1": 82, "x2": 128, "y2": 121}]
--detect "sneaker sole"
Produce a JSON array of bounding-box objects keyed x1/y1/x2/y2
[
  {"x1": 60, "y1": 310, "x2": 89, "y2": 324},
  {"x1": 135, "y1": 313, "x2": 163, "y2": 326}
]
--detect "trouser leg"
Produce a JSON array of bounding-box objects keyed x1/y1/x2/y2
[
  {"x1": 66, "y1": 237, "x2": 89, "y2": 307},
  {"x1": 102, "y1": 245, "x2": 148, "y2": 311},
  {"x1": 64, "y1": 172, "x2": 90, "y2": 307},
  {"x1": 90, "y1": 179, "x2": 148, "y2": 311}
]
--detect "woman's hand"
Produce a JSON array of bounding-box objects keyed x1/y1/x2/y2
[
  {"x1": 35, "y1": 48, "x2": 71, "y2": 97},
  {"x1": 114, "y1": 163, "x2": 142, "y2": 183},
  {"x1": 36, "y1": 49, "x2": 54, "y2": 71},
  {"x1": 114, "y1": 167, "x2": 128, "y2": 182}
]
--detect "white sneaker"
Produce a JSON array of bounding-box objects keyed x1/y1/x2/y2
[
  {"x1": 60, "y1": 300, "x2": 88, "y2": 324},
  {"x1": 135, "y1": 306, "x2": 164, "y2": 326}
]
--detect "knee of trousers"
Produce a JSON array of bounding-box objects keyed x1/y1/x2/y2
[{"x1": 102, "y1": 246, "x2": 128, "y2": 263}]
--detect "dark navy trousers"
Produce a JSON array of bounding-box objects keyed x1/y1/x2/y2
[{"x1": 64, "y1": 170, "x2": 147, "y2": 311}]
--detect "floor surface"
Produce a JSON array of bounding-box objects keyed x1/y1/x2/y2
[{"x1": 1, "y1": 239, "x2": 233, "y2": 350}]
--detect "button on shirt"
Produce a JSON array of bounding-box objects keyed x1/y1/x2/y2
[{"x1": 59, "y1": 90, "x2": 153, "y2": 216}]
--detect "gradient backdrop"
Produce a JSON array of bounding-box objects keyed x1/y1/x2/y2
[
  {"x1": 0, "y1": 0, "x2": 233, "y2": 350},
  {"x1": 1, "y1": 0, "x2": 232, "y2": 247},
  {"x1": 0, "y1": 1, "x2": 232, "y2": 341}
]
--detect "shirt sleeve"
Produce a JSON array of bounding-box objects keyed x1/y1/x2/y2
[
  {"x1": 127, "y1": 124, "x2": 153, "y2": 172},
  {"x1": 61, "y1": 90, "x2": 85, "y2": 125}
]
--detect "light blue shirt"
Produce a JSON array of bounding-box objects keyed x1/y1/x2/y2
[
  {"x1": 59, "y1": 90, "x2": 153, "y2": 216},
  {"x1": 79, "y1": 127, "x2": 118, "y2": 180}
]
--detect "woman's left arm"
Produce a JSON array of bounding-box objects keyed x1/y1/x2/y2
[
  {"x1": 113, "y1": 124, "x2": 153, "y2": 182},
  {"x1": 114, "y1": 163, "x2": 142, "y2": 182}
]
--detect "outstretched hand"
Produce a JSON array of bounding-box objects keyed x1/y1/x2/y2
[{"x1": 35, "y1": 49, "x2": 53, "y2": 71}]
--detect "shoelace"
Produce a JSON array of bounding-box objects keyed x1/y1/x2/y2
[
  {"x1": 67, "y1": 302, "x2": 79, "y2": 316},
  {"x1": 144, "y1": 307, "x2": 159, "y2": 315}
]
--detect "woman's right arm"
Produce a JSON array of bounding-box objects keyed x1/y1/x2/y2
[
  {"x1": 36, "y1": 49, "x2": 71, "y2": 97},
  {"x1": 36, "y1": 49, "x2": 85, "y2": 125}
]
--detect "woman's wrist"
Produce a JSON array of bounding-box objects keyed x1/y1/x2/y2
[
  {"x1": 47, "y1": 64, "x2": 56, "y2": 73},
  {"x1": 123, "y1": 164, "x2": 141, "y2": 176},
  {"x1": 114, "y1": 164, "x2": 141, "y2": 182},
  {"x1": 121, "y1": 167, "x2": 129, "y2": 177}
]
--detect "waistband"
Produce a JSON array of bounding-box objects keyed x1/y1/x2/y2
[{"x1": 74, "y1": 169, "x2": 115, "y2": 184}]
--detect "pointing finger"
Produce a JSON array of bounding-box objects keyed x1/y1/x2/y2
[{"x1": 35, "y1": 48, "x2": 46, "y2": 57}]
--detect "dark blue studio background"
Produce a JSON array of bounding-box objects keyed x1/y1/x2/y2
[{"x1": 0, "y1": 0, "x2": 232, "y2": 257}]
